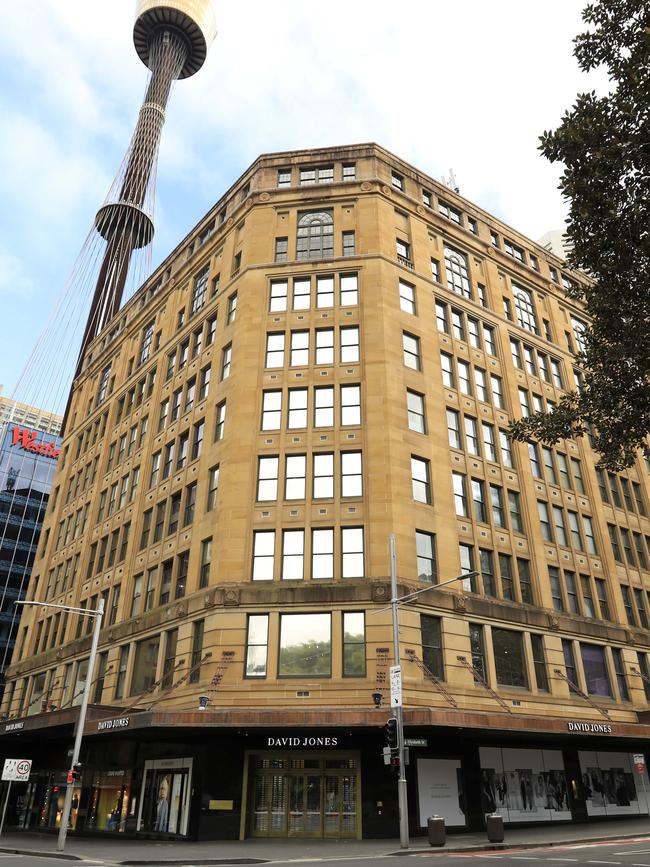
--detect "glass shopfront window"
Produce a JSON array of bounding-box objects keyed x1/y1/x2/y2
[{"x1": 86, "y1": 770, "x2": 131, "y2": 832}]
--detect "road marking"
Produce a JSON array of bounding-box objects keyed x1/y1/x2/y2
[{"x1": 586, "y1": 861, "x2": 622, "y2": 864}]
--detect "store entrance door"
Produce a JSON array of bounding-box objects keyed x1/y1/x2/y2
[{"x1": 250, "y1": 753, "x2": 360, "y2": 838}]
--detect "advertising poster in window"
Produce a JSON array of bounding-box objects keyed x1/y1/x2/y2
[
  {"x1": 479, "y1": 747, "x2": 571, "y2": 823},
  {"x1": 417, "y1": 758, "x2": 466, "y2": 827},
  {"x1": 578, "y1": 751, "x2": 650, "y2": 817}
]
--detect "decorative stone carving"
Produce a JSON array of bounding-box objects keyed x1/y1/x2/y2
[
  {"x1": 223, "y1": 588, "x2": 241, "y2": 607},
  {"x1": 416, "y1": 205, "x2": 425, "y2": 216},
  {"x1": 259, "y1": 192, "x2": 270, "y2": 202},
  {"x1": 371, "y1": 583, "x2": 389, "y2": 602},
  {"x1": 548, "y1": 614, "x2": 560, "y2": 630},
  {"x1": 381, "y1": 185, "x2": 392, "y2": 196},
  {"x1": 453, "y1": 594, "x2": 467, "y2": 613},
  {"x1": 360, "y1": 182, "x2": 372, "y2": 192}
]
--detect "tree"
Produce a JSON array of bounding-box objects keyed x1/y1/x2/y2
[{"x1": 509, "y1": 1, "x2": 650, "y2": 470}]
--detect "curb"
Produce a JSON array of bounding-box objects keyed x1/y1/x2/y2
[
  {"x1": 388, "y1": 829, "x2": 650, "y2": 856},
  {"x1": 0, "y1": 848, "x2": 83, "y2": 861}
]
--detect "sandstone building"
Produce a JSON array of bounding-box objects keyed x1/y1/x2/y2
[{"x1": 3, "y1": 144, "x2": 650, "y2": 839}]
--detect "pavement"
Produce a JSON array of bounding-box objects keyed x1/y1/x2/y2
[{"x1": 1, "y1": 818, "x2": 650, "y2": 864}]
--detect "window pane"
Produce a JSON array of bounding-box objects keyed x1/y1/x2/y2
[{"x1": 279, "y1": 614, "x2": 331, "y2": 676}]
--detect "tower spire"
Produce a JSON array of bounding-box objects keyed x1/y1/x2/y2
[{"x1": 79, "y1": 2, "x2": 216, "y2": 353}]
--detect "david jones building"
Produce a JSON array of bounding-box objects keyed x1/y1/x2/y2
[{"x1": 3, "y1": 143, "x2": 650, "y2": 840}]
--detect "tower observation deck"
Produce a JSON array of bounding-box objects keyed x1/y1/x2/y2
[{"x1": 82, "y1": 1, "x2": 217, "y2": 353}]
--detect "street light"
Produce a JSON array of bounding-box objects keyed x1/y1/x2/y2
[
  {"x1": 16, "y1": 597, "x2": 104, "y2": 851},
  {"x1": 386, "y1": 533, "x2": 477, "y2": 850}
]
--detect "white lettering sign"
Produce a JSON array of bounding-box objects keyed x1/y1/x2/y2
[
  {"x1": 4, "y1": 722, "x2": 24, "y2": 733},
  {"x1": 390, "y1": 665, "x2": 402, "y2": 707},
  {"x1": 2, "y1": 759, "x2": 31, "y2": 782},
  {"x1": 97, "y1": 717, "x2": 130, "y2": 731},
  {"x1": 266, "y1": 736, "x2": 339, "y2": 747},
  {"x1": 567, "y1": 722, "x2": 612, "y2": 733}
]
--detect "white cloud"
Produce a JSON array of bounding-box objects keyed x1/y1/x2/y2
[{"x1": 0, "y1": 0, "x2": 608, "y2": 390}]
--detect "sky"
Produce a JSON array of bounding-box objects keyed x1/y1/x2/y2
[{"x1": 0, "y1": 0, "x2": 606, "y2": 396}]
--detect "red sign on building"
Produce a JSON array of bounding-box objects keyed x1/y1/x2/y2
[{"x1": 10, "y1": 426, "x2": 60, "y2": 460}]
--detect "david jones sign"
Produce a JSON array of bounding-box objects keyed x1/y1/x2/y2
[
  {"x1": 267, "y1": 736, "x2": 339, "y2": 747},
  {"x1": 567, "y1": 722, "x2": 612, "y2": 733}
]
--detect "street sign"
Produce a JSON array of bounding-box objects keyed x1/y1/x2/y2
[
  {"x1": 1, "y1": 759, "x2": 31, "y2": 782},
  {"x1": 634, "y1": 753, "x2": 646, "y2": 774},
  {"x1": 405, "y1": 738, "x2": 428, "y2": 748},
  {"x1": 390, "y1": 665, "x2": 402, "y2": 707}
]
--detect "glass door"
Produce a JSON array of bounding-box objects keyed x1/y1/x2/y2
[
  {"x1": 139, "y1": 766, "x2": 190, "y2": 835},
  {"x1": 252, "y1": 773, "x2": 288, "y2": 835}
]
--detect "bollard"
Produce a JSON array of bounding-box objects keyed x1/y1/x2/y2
[
  {"x1": 486, "y1": 812, "x2": 504, "y2": 843},
  {"x1": 427, "y1": 815, "x2": 446, "y2": 846}
]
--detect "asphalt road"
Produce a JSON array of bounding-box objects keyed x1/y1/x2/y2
[{"x1": 6, "y1": 839, "x2": 650, "y2": 867}]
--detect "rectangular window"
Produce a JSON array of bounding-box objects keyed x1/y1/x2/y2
[
  {"x1": 416, "y1": 531, "x2": 437, "y2": 583},
  {"x1": 470, "y1": 623, "x2": 487, "y2": 682},
  {"x1": 313, "y1": 453, "x2": 334, "y2": 499},
  {"x1": 608, "y1": 524, "x2": 622, "y2": 561},
  {"x1": 167, "y1": 492, "x2": 181, "y2": 534},
  {"x1": 490, "y1": 375, "x2": 504, "y2": 408},
  {"x1": 452, "y1": 472, "x2": 468, "y2": 517},
  {"x1": 288, "y1": 388, "x2": 308, "y2": 428},
  {"x1": 440, "y1": 352, "x2": 454, "y2": 387},
  {"x1": 499, "y1": 430, "x2": 513, "y2": 468},
  {"x1": 472, "y1": 478, "x2": 487, "y2": 523},
  {"x1": 465, "y1": 416, "x2": 479, "y2": 455},
  {"x1": 199, "y1": 537, "x2": 212, "y2": 588},
  {"x1": 315, "y1": 386, "x2": 334, "y2": 427},
  {"x1": 270, "y1": 279, "x2": 288, "y2": 312},
  {"x1": 340, "y1": 385, "x2": 361, "y2": 425},
  {"x1": 215, "y1": 400, "x2": 226, "y2": 441},
  {"x1": 538, "y1": 501, "x2": 552, "y2": 541},
  {"x1": 261, "y1": 391, "x2": 282, "y2": 431},
  {"x1": 439, "y1": 201, "x2": 462, "y2": 225},
  {"x1": 581, "y1": 575, "x2": 596, "y2": 617},
  {"x1": 115, "y1": 646, "x2": 129, "y2": 699},
  {"x1": 341, "y1": 527, "x2": 364, "y2": 578},
  {"x1": 611, "y1": 647, "x2": 629, "y2": 700},
  {"x1": 553, "y1": 506, "x2": 567, "y2": 546},
  {"x1": 257, "y1": 456, "x2": 279, "y2": 501},
  {"x1": 343, "y1": 163, "x2": 356, "y2": 181},
  {"x1": 493, "y1": 628, "x2": 528, "y2": 688},
  {"x1": 392, "y1": 171, "x2": 404, "y2": 190},
  {"x1": 315, "y1": 328, "x2": 334, "y2": 365},
  {"x1": 412, "y1": 457, "x2": 432, "y2": 504},
  {"x1": 407, "y1": 390, "x2": 426, "y2": 434},
  {"x1": 277, "y1": 168, "x2": 291, "y2": 187},
  {"x1": 252, "y1": 530, "x2": 275, "y2": 581},
  {"x1": 342, "y1": 231, "x2": 356, "y2": 257},
  {"x1": 343, "y1": 612, "x2": 366, "y2": 677},
  {"x1": 403, "y1": 333, "x2": 421, "y2": 370},
  {"x1": 475, "y1": 369, "x2": 488, "y2": 402},
  {"x1": 565, "y1": 571, "x2": 580, "y2": 614},
  {"x1": 206, "y1": 465, "x2": 220, "y2": 511},
  {"x1": 340, "y1": 326, "x2": 360, "y2": 363},
  {"x1": 595, "y1": 578, "x2": 610, "y2": 620},
  {"x1": 447, "y1": 410, "x2": 461, "y2": 449},
  {"x1": 220, "y1": 343, "x2": 232, "y2": 379},
  {"x1": 279, "y1": 613, "x2": 331, "y2": 676},
  {"x1": 421, "y1": 615, "x2": 444, "y2": 679},
  {"x1": 452, "y1": 309, "x2": 466, "y2": 341},
  {"x1": 290, "y1": 330, "x2": 309, "y2": 366},
  {"x1": 246, "y1": 615, "x2": 269, "y2": 677},
  {"x1": 275, "y1": 237, "x2": 288, "y2": 262},
  {"x1": 282, "y1": 529, "x2": 304, "y2": 580},
  {"x1": 482, "y1": 423, "x2": 496, "y2": 462},
  {"x1": 183, "y1": 482, "x2": 197, "y2": 526},
  {"x1": 341, "y1": 451, "x2": 363, "y2": 497},
  {"x1": 580, "y1": 643, "x2": 612, "y2": 697},
  {"x1": 316, "y1": 275, "x2": 334, "y2": 308},
  {"x1": 490, "y1": 485, "x2": 506, "y2": 528},
  {"x1": 162, "y1": 629, "x2": 178, "y2": 689},
  {"x1": 509, "y1": 491, "x2": 523, "y2": 533},
  {"x1": 548, "y1": 566, "x2": 565, "y2": 611},
  {"x1": 531, "y1": 634, "x2": 549, "y2": 691},
  {"x1": 293, "y1": 277, "x2": 311, "y2": 309},
  {"x1": 312, "y1": 528, "x2": 334, "y2": 579},
  {"x1": 457, "y1": 360, "x2": 471, "y2": 395},
  {"x1": 189, "y1": 619, "x2": 205, "y2": 684},
  {"x1": 340, "y1": 273, "x2": 358, "y2": 306},
  {"x1": 285, "y1": 454, "x2": 306, "y2": 500},
  {"x1": 131, "y1": 636, "x2": 160, "y2": 695},
  {"x1": 399, "y1": 279, "x2": 416, "y2": 314}
]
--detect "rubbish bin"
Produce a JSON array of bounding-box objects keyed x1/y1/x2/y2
[
  {"x1": 427, "y1": 815, "x2": 446, "y2": 846},
  {"x1": 486, "y1": 812, "x2": 504, "y2": 843}
]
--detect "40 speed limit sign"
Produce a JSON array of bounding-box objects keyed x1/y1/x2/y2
[{"x1": 1, "y1": 759, "x2": 31, "y2": 782}]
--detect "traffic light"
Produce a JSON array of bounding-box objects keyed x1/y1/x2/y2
[
  {"x1": 71, "y1": 763, "x2": 82, "y2": 782},
  {"x1": 385, "y1": 717, "x2": 398, "y2": 751}
]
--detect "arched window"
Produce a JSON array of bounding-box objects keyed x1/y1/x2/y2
[
  {"x1": 512, "y1": 283, "x2": 539, "y2": 335},
  {"x1": 443, "y1": 245, "x2": 471, "y2": 299},
  {"x1": 296, "y1": 211, "x2": 334, "y2": 260}
]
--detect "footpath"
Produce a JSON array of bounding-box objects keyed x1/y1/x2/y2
[{"x1": 1, "y1": 817, "x2": 650, "y2": 864}]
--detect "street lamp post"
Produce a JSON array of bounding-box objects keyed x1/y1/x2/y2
[
  {"x1": 16, "y1": 598, "x2": 104, "y2": 851},
  {"x1": 387, "y1": 533, "x2": 478, "y2": 850}
]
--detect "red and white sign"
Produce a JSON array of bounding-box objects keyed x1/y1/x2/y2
[
  {"x1": 2, "y1": 758, "x2": 31, "y2": 782},
  {"x1": 9, "y1": 426, "x2": 60, "y2": 460},
  {"x1": 633, "y1": 753, "x2": 646, "y2": 774}
]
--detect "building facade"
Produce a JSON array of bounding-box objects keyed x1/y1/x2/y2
[
  {"x1": 0, "y1": 391, "x2": 61, "y2": 701},
  {"x1": 3, "y1": 144, "x2": 650, "y2": 840}
]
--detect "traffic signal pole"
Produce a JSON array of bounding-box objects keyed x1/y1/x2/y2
[
  {"x1": 57, "y1": 599, "x2": 104, "y2": 850},
  {"x1": 390, "y1": 533, "x2": 409, "y2": 849}
]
